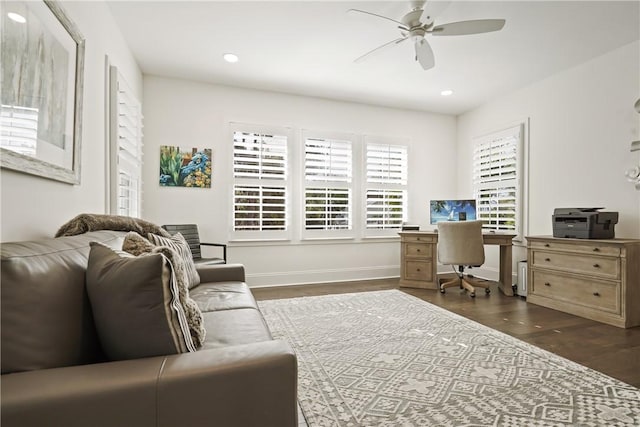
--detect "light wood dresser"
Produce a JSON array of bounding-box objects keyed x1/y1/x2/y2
[{"x1": 527, "y1": 236, "x2": 640, "y2": 328}]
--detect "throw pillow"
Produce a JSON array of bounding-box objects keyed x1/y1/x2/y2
[
  {"x1": 148, "y1": 232, "x2": 200, "y2": 290},
  {"x1": 86, "y1": 242, "x2": 196, "y2": 361},
  {"x1": 123, "y1": 232, "x2": 206, "y2": 347}
]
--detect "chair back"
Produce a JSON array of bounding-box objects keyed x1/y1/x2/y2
[
  {"x1": 437, "y1": 221, "x2": 485, "y2": 266},
  {"x1": 161, "y1": 224, "x2": 203, "y2": 260}
]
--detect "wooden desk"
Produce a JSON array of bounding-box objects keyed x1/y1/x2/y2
[{"x1": 399, "y1": 231, "x2": 516, "y2": 296}]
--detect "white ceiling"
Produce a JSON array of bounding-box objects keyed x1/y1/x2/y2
[{"x1": 107, "y1": 1, "x2": 640, "y2": 115}]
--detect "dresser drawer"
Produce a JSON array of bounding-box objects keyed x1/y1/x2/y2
[
  {"x1": 404, "y1": 260, "x2": 433, "y2": 281},
  {"x1": 404, "y1": 243, "x2": 432, "y2": 258},
  {"x1": 531, "y1": 250, "x2": 620, "y2": 279},
  {"x1": 531, "y1": 270, "x2": 619, "y2": 314},
  {"x1": 529, "y1": 240, "x2": 620, "y2": 256}
]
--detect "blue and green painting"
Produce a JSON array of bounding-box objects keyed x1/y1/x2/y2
[{"x1": 159, "y1": 146, "x2": 212, "y2": 188}]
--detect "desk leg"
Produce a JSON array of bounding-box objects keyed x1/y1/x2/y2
[{"x1": 498, "y1": 244, "x2": 514, "y2": 296}]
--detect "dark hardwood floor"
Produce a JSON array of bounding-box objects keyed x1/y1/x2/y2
[{"x1": 253, "y1": 278, "x2": 640, "y2": 388}]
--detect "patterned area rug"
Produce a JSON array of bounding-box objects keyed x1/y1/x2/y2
[{"x1": 258, "y1": 290, "x2": 640, "y2": 426}]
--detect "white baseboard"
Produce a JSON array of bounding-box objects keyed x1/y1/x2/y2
[
  {"x1": 247, "y1": 265, "x2": 400, "y2": 288},
  {"x1": 247, "y1": 265, "x2": 517, "y2": 289}
]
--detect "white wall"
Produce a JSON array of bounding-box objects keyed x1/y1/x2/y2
[
  {"x1": 457, "y1": 40, "x2": 640, "y2": 281},
  {"x1": 0, "y1": 1, "x2": 142, "y2": 242},
  {"x1": 142, "y1": 76, "x2": 457, "y2": 286}
]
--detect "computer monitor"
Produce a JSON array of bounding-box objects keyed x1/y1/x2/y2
[{"x1": 430, "y1": 199, "x2": 477, "y2": 224}]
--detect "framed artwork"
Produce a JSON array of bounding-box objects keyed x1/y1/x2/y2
[
  {"x1": 0, "y1": 0, "x2": 85, "y2": 184},
  {"x1": 159, "y1": 146, "x2": 212, "y2": 188}
]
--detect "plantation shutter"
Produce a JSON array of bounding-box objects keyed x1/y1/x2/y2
[
  {"x1": 304, "y1": 137, "x2": 353, "y2": 232},
  {"x1": 232, "y1": 129, "x2": 288, "y2": 234},
  {"x1": 366, "y1": 143, "x2": 407, "y2": 185},
  {"x1": 473, "y1": 125, "x2": 522, "y2": 234},
  {"x1": 109, "y1": 66, "x2": 143, "y2": 218},
  {"x1": 365, "y1": 143, "x2": 408, "y2": 230}
]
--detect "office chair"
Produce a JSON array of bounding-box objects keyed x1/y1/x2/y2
[
  {"x1": 161, "y1": 224, "x2": 226, "y2": 265},
  {"x1": 437, "y1": 220, "x2": 490, "y2": 298}
]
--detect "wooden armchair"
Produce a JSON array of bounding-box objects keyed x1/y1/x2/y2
[{"x1": 161, "y1": 224, "x2": 226, "y2": 265}]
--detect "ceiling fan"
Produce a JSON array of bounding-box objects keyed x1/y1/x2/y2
[{"x1": 348, "y1": 1, "x2": 505, "y2": 71}]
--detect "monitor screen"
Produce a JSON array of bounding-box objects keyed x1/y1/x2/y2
[{"x1": 430, "y1": 199, "x2": 477, "y2": 224}]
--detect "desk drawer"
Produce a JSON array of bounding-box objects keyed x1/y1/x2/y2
[
  {"x1": 531, "y1": 250, "x2": 619, "y2": 279},
  {"x1": 404, "y1": 243, "x2": 432, "y2": 258},
  {"x1": 529, "y1": 240, "x2": 620, "y2": 257},
  {"x1": 402, "y1": 235, "x2": 436, "y2": 243},
  {"x1": 531, "y1": 270, "x2": 619, "y2": 314},
  {"x1": 404, "y1": 260, "x2": 433, "y2": 281}
]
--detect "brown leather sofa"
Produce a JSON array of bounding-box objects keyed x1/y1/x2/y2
[{"x1": 1, "y1": 230, "x2": 297, "y2": 427}]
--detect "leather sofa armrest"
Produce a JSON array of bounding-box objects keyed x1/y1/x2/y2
[
  {"x1": 158, "y1": 340, "x2": 297, "y2": 427},
  {"x1": 1, "y1": 340, "x2": 297, "y2": 427},
  {"x1": 196, "y1": 263, "x2": 245, "y2": 283},
  {"x1": 1, "y1": 357, "x2": 163, "y2": 427}
]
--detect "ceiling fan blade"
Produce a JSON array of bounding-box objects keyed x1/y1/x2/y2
[
  {"x1": 401, "y1": 9, "x2": 424, "y2": 27},
  {"x1": 431, "y1": 19, "x2": 505, "y2": 36},
  {"x1": 355, "y1": 37, "x2": 408, "y2": 63},
  {"x1": 415, "y1": 38, "x2": 435, "y2": 70},
  {"x1": 422, "y1": 0, "x2": 452, "y2": 23},
  {"x1": 347, "y1": 9, "x2": 407, "y2": 28}
]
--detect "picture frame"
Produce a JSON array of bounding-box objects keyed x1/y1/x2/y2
[
  {"x1": 159, "y1": 146, "x2": 213, "y2": 188},
  {"x1": 1, "y1": 0, "x2": 85, "y2": 184}
]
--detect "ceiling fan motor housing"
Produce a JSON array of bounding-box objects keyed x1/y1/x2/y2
[{"x1": 410, "y1": 27, "x2": 427, "y2": 41}]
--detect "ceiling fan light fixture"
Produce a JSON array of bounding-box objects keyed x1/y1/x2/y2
[
  {"x1": 441, "y1": 89, "x2": 454, "y2": 96},
  {"x1": 223, "y1": 53, "x2": 239, "y2": 63},
  {"x1": 7, "y1": 12, "x2": 26, "y2": 23}
]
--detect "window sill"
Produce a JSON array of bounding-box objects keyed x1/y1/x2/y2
[{"x1": 228, "y1": 236, "x2": 400, "y2": 247}]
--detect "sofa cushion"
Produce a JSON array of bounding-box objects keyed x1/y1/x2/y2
[
  {"x1": 201, "y1": 309, "x2": 272, "y2": 350},
  {"x1": 123, "y1": 232, "x2": 206, "y2": 348},
  {"x1": 190, "y1": 282, "x2": 259, "y2": 312},
  {"x1": 86, "y1": 243, "x2": 196, "y2": 360},
  {"x1": 1, "y1": 231, "x2": 125, "y2": 374},
  {"x1": 148, "y1": 232, "x2": 200, "y2": 289}
]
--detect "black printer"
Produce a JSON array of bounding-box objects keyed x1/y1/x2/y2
[{"x1": 552, "y1": 208, "x2": 618, "y2": 239}]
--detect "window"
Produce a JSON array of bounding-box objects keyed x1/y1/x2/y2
[
  {"x1": 229, "y1": 124, "x2": 409, "y2": 242},
  {"x1": 232, "y1": 125, "x2": 289, "y2": 239},
  {"x1": 473, "y1": 124, "x2": 523, "y2": 236},
  {"x1": 365, "y1": 141, "x2": 408, "y2": 234},
  {"x1": 303, "y1": 133, "x2": 353, "y2": 236},
  {"x1": 109, "y1": 66, "x2": 143, "y2": 218}
]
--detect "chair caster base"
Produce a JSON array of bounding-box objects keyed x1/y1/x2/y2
[
  {"x1": 470, "y1": 292, "x2": 476, "y2": 298},
  {"x1": 440, "y1": 288, "x2": 445, "y2": 294},
  {"x1": 485, "y1": 288, "x2": 491, "y2": 294}
]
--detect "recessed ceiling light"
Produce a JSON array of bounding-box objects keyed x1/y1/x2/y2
[
  {"x1": 223, "y1": 53, "x2": 239, "y2": 63},
  {"x1": 441, "y1": 89, "x2": 454, "y2": 96},
  {"x1": 7, "y1": 12, "x2": 26, "y2": 23}
]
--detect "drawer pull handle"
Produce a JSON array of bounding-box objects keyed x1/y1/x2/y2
[
  {"x1": 593, "y1": 292, "x2": 600, "y2": 297},
  {"x1": 417, "y1": 249, "x2": 421, "y2": 252},
  {"x1": 544, "y1": 244, "x2": 550, "y2": 247},
  {"x1": 545, "y1": 258, "x2": 551, "y2": 262},
  {"x1": 417, "y1": 268, "x2": 421, "y2": 272},
  {"x1": 417, "y1": 238, "x2": 421, "y2": 241},
  {"x1": 544, "y1": 282, "x2": 551, "y2": 287},
  {"x1": 593, "y1": 264, "x2": 600, "y2": 268},
  {"x1": 593, "y1": 247, "x2": 600, "y2": 252}
]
